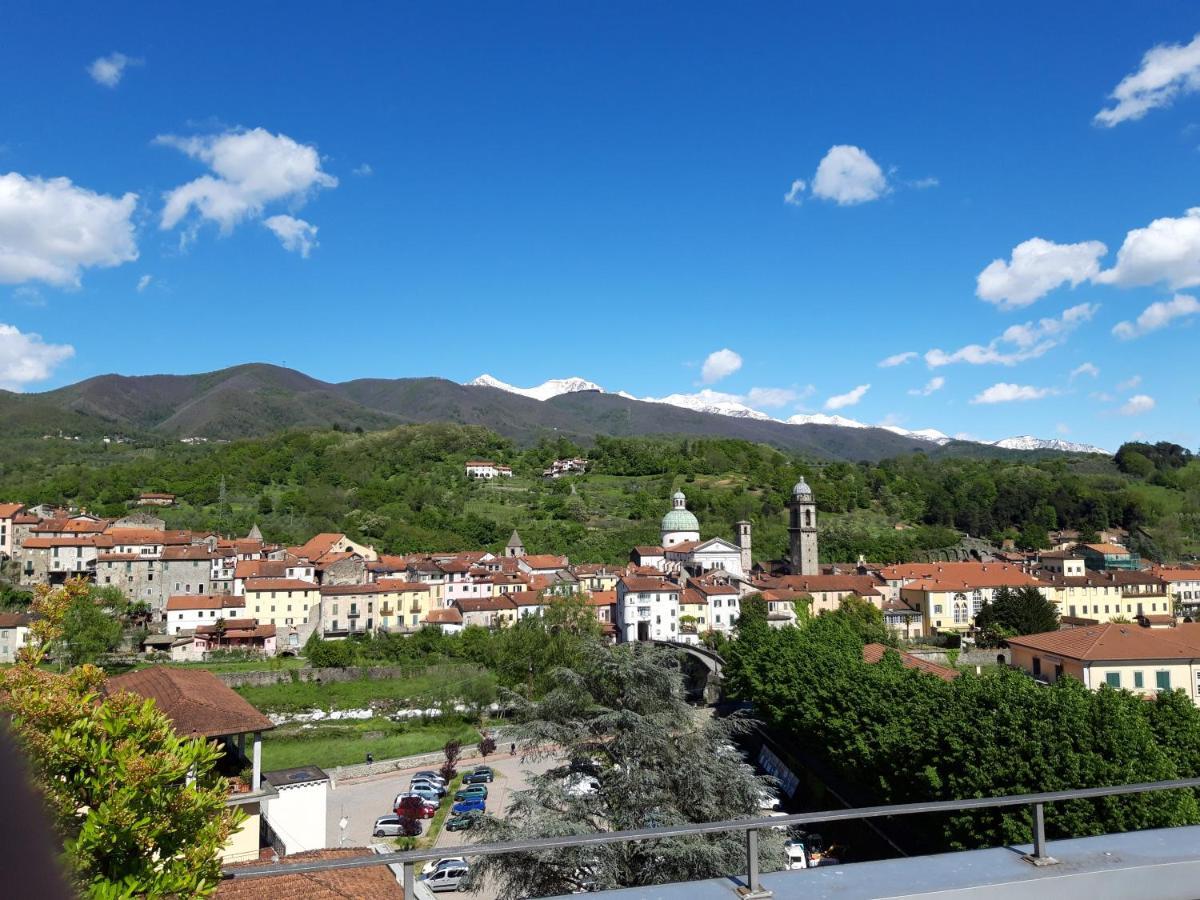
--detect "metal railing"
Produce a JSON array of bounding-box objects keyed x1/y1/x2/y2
[{"x1": 223, "y1": 778, "x2": 1200, "y2": 898}]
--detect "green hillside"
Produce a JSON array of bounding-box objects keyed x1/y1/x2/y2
[{"x1": 0, "y1": 425, "x2": 1194, "y2": 563}]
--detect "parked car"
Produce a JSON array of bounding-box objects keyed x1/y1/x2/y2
[
  {"x1": 451, "y1": 796, "x2": 486, "y2": 815},
  {"x1": 406, "y1": 785, "x2": 442, "y2": 803},
  {"x1": 424, "y1": 862, "x2": 470, "y2": 893},
  {"x1": 410, "y1": 779, "x2": 447, "y2": 797},
  {"x1": 464, "y1": 766, "x2": 493, "y2": 784},
  {"x1": 413, "y1": 770, "x2": 446, "y2": 785},
  {"x1": 423, "y1": 856, "x2": 468, "y2": 876},
  {"x1": 445, "y1": 812, "x2": 478, "y2": 832},
  {"x1": 394, "y1": 794, "x2": 438, "y2": 818},
  {"x1": 454, "y1": 784, "x2": 488, "y2": 802},
  {"x1": 373, "y1": 814, "x2": 422, "y2": 837}
]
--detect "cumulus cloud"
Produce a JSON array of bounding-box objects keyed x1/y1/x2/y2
[
  {"x1": 264, "y1": 215, "x2": 319, "y2": 257},
  {"x1": 88, "y1": 52, "x2": 141, "y2": 88},
  {"x1": 0, "y1": 173, "x2": 138, "y2": 287},
  {"x1": 746, "y1": 386, "x2": 805, "y2": 408},
  {"x1": 925, "y1": 303, "x2": 1097, "y2": 368},
  {"x1": 1070, "y1": 362, "x2": 1100, "y2": 380},
  {"x1": 1112, "y1": 293, "x2": 1200, "y2": 339},
  {"x1": 976, "y1": 238, "x2": 1106, "y2": 308},
  {"x1": 908, "y1": 376, "x2": 945, "y2": 397},
  {"x1": 0, "y1": 323, "x2": 74, "y2": 390},
  {"x1": 136, "y1": 274, "x2": 152, "y2": 293},
  {"x1": 156, "y1": 127, "x2": 337, "y2": 239},
  {"x1": 825, "y1": 383, "x2": 870, "y2": 410},
  {"x1": 970, "y1": 383, "x2": 1057, "y2": 404},
  {"x1": 1095, "y1": 208, "x2": 1200, "y2": 289},
  {"x1": 810, "y1": 145, "x2": 888, "y2": 205},
  {"x1": 1096, "y1": 33, "x2": 1200, "y2": 126},
  {"x1": 1119, "y1": 394, "x2": 1156, "y2": 415},
  {"x1": 878, "y1": 351, "x2": 917, "y2": 367},
  {"x1": 700, "y1": 348, "x2": 742, "y2": 384},
  {"x1": 783, "y1": 179, "x2": 806, "y2": 206}
]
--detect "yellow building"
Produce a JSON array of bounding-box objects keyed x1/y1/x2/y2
[
  {"x1": 1007, "y1": 622, "x2": 1200, "y2": 704},
  {"x1": 244, "y1": 577, "x2": 321, "y2": 649},
  {"x1": 375, "y1": 579, "x2": 434, "y2": 631},
  {"x1": 1038, "y1": 569, "x2": 1172, "y2": 624}
]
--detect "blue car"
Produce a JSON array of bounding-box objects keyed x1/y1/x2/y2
[{"x1": 451, "y1": 797, "x2": 486, "y2": 815}]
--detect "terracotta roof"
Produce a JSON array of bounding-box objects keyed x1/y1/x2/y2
[
  {"x1": 1036, "y1": 570, "x2": 1166, "y2": 590},
  {"x1": 107, "y1": 667, "x2": 274, "y2": 738},
  {"x1": 687, "y1": 580, "x2": 739, "y2": 596},
  {"x1": 521, "y1": 554, "x2": 569, "y2": 570},
  {"x1": 0, "y1": 613, "x2": 32, "y2": 628},
  {"x1": 437, "y1": 559, "x2": 471, "y2": 574},
  {"x1": 320, "y1": 582, "x2": 384, "y2": 596},
  {"x1": 1038, "y1": 550, "x2": 1084, "y2": 560},
  {"x1": 587, "y1": 590, "x2": 617, "y2": 607},
  {"x1": 863, "y1": 643, "x2": 960, "y2": 681},
  {"x1": 1155, "y1": 568, "x2": 1200, "y2": 582},
  {"x1": 879, "y1": 562, "x2": 1034, "y2": 583},
  {"x1": 374, "y1": 579, "x2": 431, "y2": 592},
  {"x1": 0, "y1": 503, "x2": 24, "y2": 518},
  {"x1": 235, "y1": 560, "x2": 292, "y2": 579},
  {"x1": 425, "y1": 608, "x2": 463, "y2": 625},
  {"x1": 138, "y1": 492, "x2": 175, "y2": 499},
  {"x1": 619, "y1": 576, "x2": 679, "y2": 593},
  {"x1": 34, "y1": 518, "x2": 107, "y2": 534},
  {"x1": 626, "y1": 564, "x2": 666, "y2": 577},
  {"x1": 502, "y1": 590, "x2": 545, "y2": 607},
  {"x1": 455, "y1": 596, "x2": 517, "y2": 613},
  {"x1": 765, "y1": 574, "x2": 883, "y2": 595},
  {"x1": 1083, "y1": 543, "x2": 1131, "y2": 555},
  {"x1": 161, "y1": 545, "x2": 220, "y2": 560},
  {"x1": 165, "y1": 594, "x2": 245, "y2": 611},
  {"x1": 197, "y1": 621, "x2": 276, "y2": 640},
  {"x1": 664, "y1": 540, "x2": 702, "y2": 553},
  {"x1": 1007, "y1": 622, "x2": 1200, "y2": 661},
  {"x1": 243, "y1": 578, "x2": 320, "y2": 592},
  {"x1": 216, "y1": 848, "x2": 403, "y2": 899},
  {"x1": 19, "y1": 536, "x2": 97, "y2": 548},
  {"x1": 12, "y1": 513, "x2": 38, "y2": 524}
]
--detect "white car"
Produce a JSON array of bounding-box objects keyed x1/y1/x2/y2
[
  {"x1": 424, "y1": 862, "x2": 470, "y2": 892},
  {"x1": 423, "y1": 856, "x2": 468, "y2": 876}
]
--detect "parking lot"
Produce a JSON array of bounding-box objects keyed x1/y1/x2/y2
[{"x1": 325, "y1": 749, "x2": 555, "y2": 851}]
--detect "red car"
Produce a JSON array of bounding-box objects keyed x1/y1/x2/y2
[{"x1": 395, "y1": 794, "x2": 438, "y2": 819}]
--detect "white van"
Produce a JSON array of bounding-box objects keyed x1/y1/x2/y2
[{"x1": 424, "y1": 862, "x2": 470, "y2": 892}]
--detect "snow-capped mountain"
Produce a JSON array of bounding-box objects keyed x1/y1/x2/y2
[
  {"x1": 985, "y1": 435, "x2": 1109, "y2": 454},
  {"x1": 878, "y1": 424, "x2": 953, "y2": 445},
  {"x1": 465, "y1": 375, "x2": 1110, "y2": 454},
  {"x1": 468, "y1": 374, "x2": 604, "y2": 402},
  {"x1": 787, "y1": 413, "x2": 869, "y2": 429}
]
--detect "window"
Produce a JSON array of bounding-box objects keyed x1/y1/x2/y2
[
  {"x1": 953, "y1": 599, "x2": 968, "y2": 625},
  {"x1": 934, "y1": 604, "x2": 943, "y2": 615},
  {"x1": 971, "y1": 590, "x2": 983, "y2": 615},
  {"x1": 1156, "y1": 671, "x2": 1171, "y2": 691},
  {"x1": 1134, "y1": 671, "x2": 1144, "y2": 689},
  {"x1": 1032, "y1": 656, "x2": 1041, "y2": 676},
  {"x1": 1105, "y1": 672, "x2": 1121, "y2": 688}
]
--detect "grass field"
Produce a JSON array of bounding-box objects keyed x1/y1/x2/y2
[
  {"x1": 234, "y1": 664, "x2": 496, "y2": 713},
  {"x1": 259, "y1": 718, "x2": 481, "y2": 770}
]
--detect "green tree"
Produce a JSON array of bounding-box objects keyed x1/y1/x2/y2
[
  {"x1": 1, "y1": 579, "x2": 241, "y2": 898},
  {"x1": 60, "y1": 588, "x2": 124, "y2": 665},
  {"x1": 975, "y1": 585, "x2": 1059, "y2": 643},
  {"x1": 834, "y1": 593, "x2": 890, "y2": 645},
  {"x1": 469, "y1": 643, "x2": 782, "y2": 897}
]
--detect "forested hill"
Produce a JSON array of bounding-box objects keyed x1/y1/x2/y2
[
  {"x1": 0, "y1": 362, "x2": 951, "y2": 462},
  {"x1": 0, "y1": 426, "x2": 1195, "y2": 565}
]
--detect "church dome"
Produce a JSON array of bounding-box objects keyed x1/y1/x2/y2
[
  {"x1": 662, "y1": 508, "x2": 700, "y2": 532},
  {"x1": 792, "y1": 477, "x2": 813, "y2": 499}
]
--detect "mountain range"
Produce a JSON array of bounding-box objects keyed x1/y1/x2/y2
[
  {"x1": 0, "y1": 363, "x2": 1107, "y2": 462},
  {"x1": 467, "y1": 374, "x2": 1110, "y2": 455}
]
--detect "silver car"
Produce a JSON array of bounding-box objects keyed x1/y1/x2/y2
[{"x1": 425, "y1": 863, "x2": 470, "y2": 892}]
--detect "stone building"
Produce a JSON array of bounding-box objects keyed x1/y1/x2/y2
[{"x1": 786, "y1": 477, "x2": 819, "y2": 575}]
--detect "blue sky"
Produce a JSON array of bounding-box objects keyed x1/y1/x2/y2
[{"x1": 2, "y1": 2, "x2": 1198, "y2": 450}]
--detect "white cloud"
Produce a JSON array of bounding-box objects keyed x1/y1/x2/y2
[
  {"x1": 263, "y1": 215, "x2": 319, "y2": 258},
  {"x1": 970, "y1": 383, "x2": 1057, "y2": 404},
  {"x1": 700, "y1": 348, "x2": 742, "y2": 384},
  {"x1": 1119, "y1": 394, "x2": 1156, "y2": 415},
  {"x1": 810, "y1": 145, "x2": 888, "y2": 205},
  {"x1": 745, "y1": 386, "x2": 802, "y2": 408},
  {"x1": 0, "y1": 323, "x2": 74, "y2": 390},
  {"x1": 825, "y1": 383, "x2": 870, "y2": 410},
  {"x1": 1095, "y1": 33, "x2": 1200, "y2": 126},
  {"x1": 1070, "y1": 362, "x2": 1100, "y2": 380},
  {"x1": 88, "y1": 52, "x2": 140, "y2": 88},
  {"x1": 910, "y1": 176, "x2": 940, "y2": 189},
  {"x1": 976, "y1": 238, "x2": 1106, "y2": 308},
  {"x1": 783, "y1": 179, "x2": 806, "y2": 206},
  {"x1": 907, "y1": 376, "x2": 945, "y2": 397},
  {"x1": 1090, "y1": 391, "x2": 1115, "y2": 402},
  {"x1": 1096, "y1": 209, "x2": 1200, "y2": 289},
  {"x1": 0, "y1": 173, "x2": 138, "y2": 287},
  {"x1": 878, "y1": 351, "x2": 917, "y2": 367},
  {"x1": 352, "y1": 163, "x2": 373, "y2": 177},
  {"x1": 1117, "y1": 374, "x2": 1142, "y2": 391},
  {"x1": 157, "y1": 127, "x2": 337, "y2": 238},
  {"x1": 1113, "y1": 293, "x2": 1200, "y2": 339},
  {"x1": 925, "y1": 303, "x2": 1097, "y2": 368},
  {"x1": 136, "y1": 274, "x2": 152, "y2": 293}
]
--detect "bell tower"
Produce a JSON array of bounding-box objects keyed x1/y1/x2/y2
[
  {"x1": 735, "y1": 520, "x2": 752, "y2": 575},
  {"x1": 786, "y1": 477, "x2": 818, "y2": 575}
]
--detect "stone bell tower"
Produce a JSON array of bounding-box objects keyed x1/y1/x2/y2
[
  {"x1": 786, "y1": 477, "x2": 818, "y2": 575},
  {"x1": 735, "y1": 520, "x2": 752, "y2": 575}
]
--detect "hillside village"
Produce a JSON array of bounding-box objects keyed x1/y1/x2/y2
[{"x1": 4, "y1": 473, "x2": 1199, "y2": 679}]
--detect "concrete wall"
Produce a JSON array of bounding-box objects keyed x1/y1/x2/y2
[
  {"x1": 262, "y1": 781, "x2": 328, "y2": 854},
  {"x1": 216, "y1": 664, "x2": 447, "y2": 688}
]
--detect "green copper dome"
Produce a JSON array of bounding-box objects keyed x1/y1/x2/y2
[{"x1": 661, "y1": 508, "x2": 700, "y2": 532}]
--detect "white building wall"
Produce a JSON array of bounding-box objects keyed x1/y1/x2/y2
[{"x1": 262, "y1": 779, "x2": 328, "y2": 855}]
